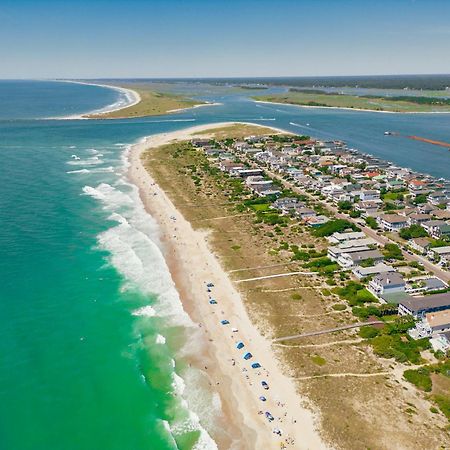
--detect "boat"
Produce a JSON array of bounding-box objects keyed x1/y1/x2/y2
[{"x1": 384, "y1": 131, "x2": 393, "y2": 135}]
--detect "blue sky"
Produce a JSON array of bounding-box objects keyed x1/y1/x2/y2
[{"x1": 1, "y1": 0, "x2": 449, "y2": 78}]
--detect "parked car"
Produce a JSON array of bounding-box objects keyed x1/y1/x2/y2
[
  {"x1": 261, "y1": 381, "x2": 269, "y2": 390},
  {"x1": 243, "y1": 352, "x2": 253, "y2": 360}
]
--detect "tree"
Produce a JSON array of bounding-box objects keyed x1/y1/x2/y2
[
  {"x1": 383, "y1": 243, "x2": 404, "y2": 260},
  {"x1": 365, "y1": 217, "x2": 378, "y2": 229},
  {"x1": 399, "y1": 224, "x2": 428, "y2": 240},
  {"x1": 413, "y1": 194, "x2": 427, "y2": 204},
  {"x1": 338, "y1": 200, "x2": 353, "y2": 211}
]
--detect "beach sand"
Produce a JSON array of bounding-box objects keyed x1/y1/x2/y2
[{"x1": 128, "y1": 122, "x2": 330, "y2": 449}]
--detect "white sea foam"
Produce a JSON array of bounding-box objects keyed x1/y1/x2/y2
[
  {"x1": 67, "y1": 166, "x2": 114, "y2": 174},
  {"x1": 82, "y1": 142, "x2": 218, "y2": 450},
  {"x1": 156, "y1": 334, "x2": 166, "y2": 344},
  {"x1": 85, "y1": 180, "x2": 193, "y2": 326},
  {"x1": 67, "y1": 169, "x2": 91, "y2": 174},
  {"x1": 67, "y1": 156, "x2": 104, "y2": 166},
  {"x1": 131, "y1": 305, "x2": 156, "y2": 317}
]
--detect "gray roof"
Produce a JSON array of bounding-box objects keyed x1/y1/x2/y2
[
  {"x1": 400, "y1": 292, "x2": 450, "y2": 313},
  {"x1": 373, "y1": 272, "x2": 405, "y2": 286},
  {"x1": 346, "y1": 249, "x2": 383, "y2": 262}
]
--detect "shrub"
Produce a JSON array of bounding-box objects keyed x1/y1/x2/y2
[
  {"x1": 370, "y1": 334, "x2": 428, "y2": 364},
  {"x1": 403, "y1": 368, "x2": 432, "y2": 391},
  {"x1": 359, "y1": 326, "x2": 380, "y2": 339},
  {"x1": 365, "y1": 217, "x2": 378, "y2": 229},
  {"x1": 291, "y1": 293, "x2": 302, "y2": 300},
  {"x1": 312, "y1": 219, "x2": 358, "y2": 237},
  {"x1": 399, "y1": 224, "x2": 428, "y2": 240},
  {"x1": 383, "y1": 243, "x2": 404, "y2": 260},
  {"x1": 434, "y1": 395, "x2": 450, "y2": 420},
  {"x1": 332, "y1": 304, "x2": 346, "y2": 311},
  {"x1": 311, "y1": 355, "x2": 327, "y2": 366}
]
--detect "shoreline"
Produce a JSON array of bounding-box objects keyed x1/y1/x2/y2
[
  {"x1": 127, "y1": 122, "x2": 330, "y2": 449},
  {"x1": 255, "y1": 99, "x2": 450, "y2": 114},
  {"x1": 51, "y1": 79, "x2": 142, "y2": 119},
  {"x1": 54, "y1": 80, "x2": 221, "y2": 120}
]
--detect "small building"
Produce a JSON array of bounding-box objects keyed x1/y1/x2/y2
[
  {"x1": 428, "y1": 246, "x2": 450, "y2": 266},
  {"x1": 338, "y1": 249, "x2": 384, "y2": 269},
  {"x1": 421, "y1": 220, "x2": 449, "y2": 238},
  {"x1": 398, "y1": 292, "x2": 450, "y2": 318},
  {"x1": 360, "y1": 190, "x2": 380, "y2": 202},
  {"x1": 377, "y1": 214, "x2": 408, "y2": 232},
  {"x1": 410, "y1": 309, "x2": 450, "y2": 340},
  {"x1": 327, "y1": 231, "x2": 367, "y2": 245},
  {"x1": 352, "y1": 263, "x2": 396, "y2": 279},
  {"x1": 430, "y1": 331, "x2": 450, "y2": 352},
  {"x1": 369, "y1": 272, "x2": 406, "y2": 296},
  {"x1": 409, "y1": 237, "x2": 431, "y2": 255},
  {"x1": 427, "y1": 191, "x2": 448, "y2": 206},
  {"x1": 407, "y1": 213, "x2": 433, "y2": 226}
]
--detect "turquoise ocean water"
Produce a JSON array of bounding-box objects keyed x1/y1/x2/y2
[{"x1": 0, "y1": 81, "x2": 449, "y2": 450}]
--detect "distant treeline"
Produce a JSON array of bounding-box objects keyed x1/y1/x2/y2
[
  {"x1": 288, "y1": 88, "x2": 450, "y2": 104},
  {"x1": 361, "y1": 95, "x2": 450, "y2": 105},
  {"x1": 92, "y1": 75, "x2": 450, "y2": 91}
]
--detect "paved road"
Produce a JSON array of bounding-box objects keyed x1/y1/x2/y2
[
  {"x1": 254, "y1": 161, "x2": 450, "y2": 284},
  {"x1": 272, "y1": 320, "x2": 384, "y2": 342}
]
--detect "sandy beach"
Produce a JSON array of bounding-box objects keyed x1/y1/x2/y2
[
  {"x1": 50, "y1": 80, "x2": 141, "y2": 119},
  {"x1": 128, "y1": 122, "x2": 330, "y2": 450}
]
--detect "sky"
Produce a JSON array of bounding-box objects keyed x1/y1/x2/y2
[{"x1": 1, "y1": 0, "x2": 450, "y2": 78}]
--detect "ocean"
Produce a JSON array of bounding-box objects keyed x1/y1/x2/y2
[{"x1": 0, "y1": 80, "x2": 449, "y2": 450}]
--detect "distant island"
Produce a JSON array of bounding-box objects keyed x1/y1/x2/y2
[{"x1": 254, "y1": 89, "x2": 450, "y2": 113}]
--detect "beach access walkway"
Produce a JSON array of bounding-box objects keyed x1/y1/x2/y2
[
  {"x1": 235, "y1": 270, "x2": 316, "y2": 283},
  {"x1": 272, "y1": 320, "x2": 383, "y2": 342}
]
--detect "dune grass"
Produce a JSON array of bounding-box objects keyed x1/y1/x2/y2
[{"x1": 86, "y1": 85, "x2": 201, "y2": 119}]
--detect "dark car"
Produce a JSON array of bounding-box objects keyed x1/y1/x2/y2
[
  {"x1": 251, "y1": 362, "x2": 261, "y2": 369},
  {"x1": 261, "y1": 381, "x2": 269, "y2": 390}
]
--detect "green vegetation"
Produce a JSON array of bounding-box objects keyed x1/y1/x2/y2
[
  {"x1": 403, "y1": 368, "x2": 432, "y2": 392},
  {"x1": 434, "y1": 395, "x2": 450, "y2": 420},
  {"x1": 87, "y1": 85, "x2": 201, "y2": 118},
  {"x1": 383, "y1": 243, "x2": 404, "y2": 260},
  {"x1": 402, "y1": 360, "x2": 450, "y2": 419},
  {"x1": 334, "y1": 281, "x2": 377, "y2": 306},
  {"x1": 365, "y1": 217, "x2": 379, "y2": 229},
  {"x1": 254, "y1": 91, "x2": 450, "y2": 113},
  {"x1": 312, "y1": 219, "x2": 358, "y2": 237},
  {"x1": 399, "y1": 224, "x2": 428, "y2": 240},
  {"x1": 412, "y1": 194, "x2": 427, "y2": 204},
  {"x1": 304, "y1": 257, "x2": 338, "y2": 274},
  {"x1": 311, "y1": 355, "x2": 327, "y2": 366},
  {"x1": 371, "y1": 334, "x2": 429, "y2": 364},
  {"x1": 359, "y1": 326, "x2": 380, "y2": 339}
]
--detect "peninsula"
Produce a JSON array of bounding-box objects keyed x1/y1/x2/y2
[
  {"x1": 130, "y1": 122, "x2": 450, "y2": 449},
  {"x1": 85, "y1": 82, "x2": 210, "y2": 119}
]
